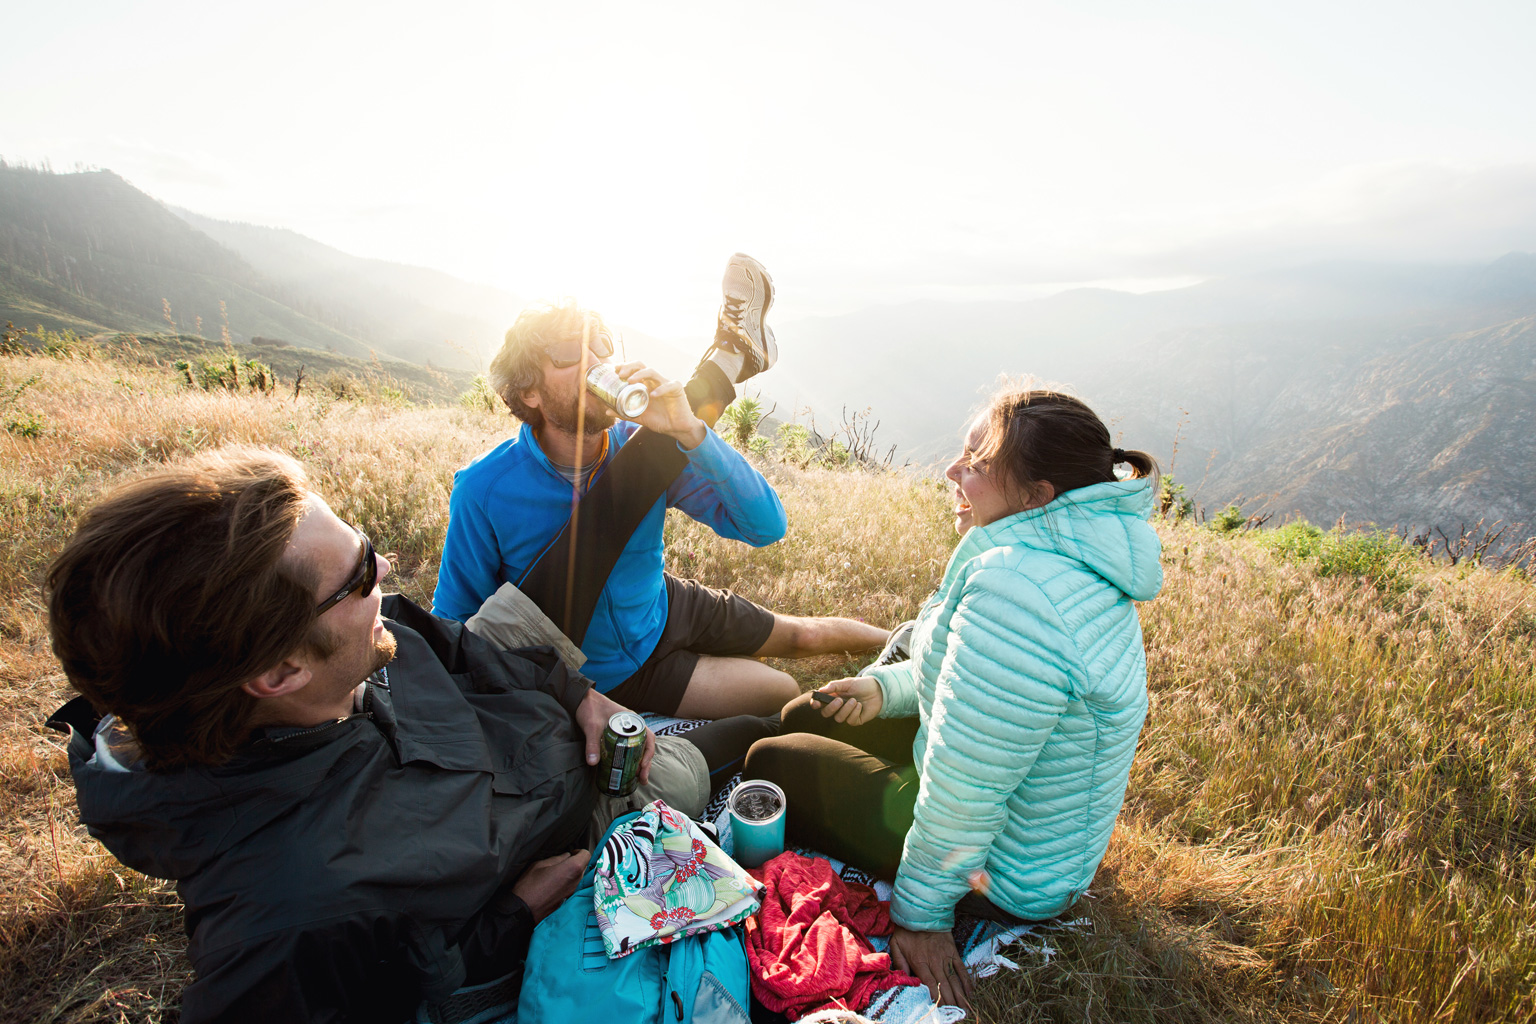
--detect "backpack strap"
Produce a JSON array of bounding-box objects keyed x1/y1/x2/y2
[{"x1": 516, "y1": 360, "x2": 737, "y2": 646}]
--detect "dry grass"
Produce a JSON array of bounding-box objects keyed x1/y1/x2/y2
[{"x1": 2, "y1": 349, "x2": 1533, "y2": 1023}]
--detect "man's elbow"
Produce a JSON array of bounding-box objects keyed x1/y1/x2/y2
[{"x1": 746, "y1": 512, "x2": 788, "y2": 547}]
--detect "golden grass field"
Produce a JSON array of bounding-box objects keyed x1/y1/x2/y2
[{"x1": 2, "y1": 345, "x2": 1534, "y2": 1023}]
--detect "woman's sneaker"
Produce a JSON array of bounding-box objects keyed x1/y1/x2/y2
[
  {"x1": 870, "y1": 620, "x2": 916, "y2": 668},
  {"x1": 700, "y1": 253, "x2": 777, "y2": 384}
]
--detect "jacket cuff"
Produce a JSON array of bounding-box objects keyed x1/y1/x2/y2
[
  {"x1": 675, "y1": 428, "x2": 736, "y2": 480},
  {"x1": 866, "y1": 662, "x2": 919, "y2": 718},
  {"x1": 889, "y1": 889, "x2": 955, "y2": 933},
  {"x1": 559, "y1": 673, "x2": 595, "y2": 721}
]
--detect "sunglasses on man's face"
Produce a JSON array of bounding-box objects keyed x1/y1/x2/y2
[
  {"x1": 315, "y1": 523, "x2": 378, "y2": 615},
  {"x1": 545, "y1": 329, "x2": 615, "y2": 369}
]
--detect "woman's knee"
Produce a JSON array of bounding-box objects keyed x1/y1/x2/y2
[{"x1": 743, "y1": 734, "x2": 793, "y2": 783}]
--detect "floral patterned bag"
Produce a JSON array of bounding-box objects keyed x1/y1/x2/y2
[{"x1": 593, "y1": 799, "x2": 762, "y2": 958}]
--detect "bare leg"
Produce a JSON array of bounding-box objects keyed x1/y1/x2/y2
[
  {"x1": 674, "y1": 655, "x2": 800, "y2": 718},
  {"x1": 752, "y1": 614, "x2": 891, "y2": 660}
]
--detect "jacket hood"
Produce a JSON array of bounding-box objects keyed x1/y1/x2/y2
[{"x1": 960, "y1": 477, "x2": 1164, "y2": 602}]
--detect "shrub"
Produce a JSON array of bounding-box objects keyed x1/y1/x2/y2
[
  {"x1": 1209, "y1": 503, "x2": 1246, "y2": 533},
  {"x1": 458, "y1": 375, "x2": 504, "y2": 414},
  {"x1": 1315, "y1": 530, "x2": 1417, "y2": 591},
  {"x1": 1258, "y1": 521, "x2": 1418, "y2": 592},
  {"x1": 776, "y1": 423, "x2": 814, "y2": 467},
  {"x1": 719, "y1": 396, "x2": 766, "y2": 451},
  {"x1": 173, "y1": 354, "x2": 276, "y2": 393},
  {"x1": 1259, "y1": 521, "x2": 1325, "y2": 561},
  {"x1": 4, "y1": 411, "x2": 44, "y2": 438},
  {"x1": 1159, "y1": 474, "x2": 1195, "y2": 521}
]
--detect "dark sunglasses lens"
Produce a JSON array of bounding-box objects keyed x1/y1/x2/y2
[
  {"x1": 548, "y1": 332, "x2": 613, "y2": 368},
  {"x1": 360, "y1": 539, "x2": 378, "y2": 595},
  {"x1": 547, "y1": 340, "x2": 581, "y2": 367}
]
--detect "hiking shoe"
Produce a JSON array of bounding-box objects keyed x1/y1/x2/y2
[
  {"x1": 871, "y1": 620, "x2": 916, "y2": 668},
  {"x1": 709, "y1": 253, "x2": 777, "y2": 383}
]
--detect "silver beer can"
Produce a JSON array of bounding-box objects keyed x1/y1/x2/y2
[{"x1": 585, "y1": 364, "x2": 650, "y2": 420}]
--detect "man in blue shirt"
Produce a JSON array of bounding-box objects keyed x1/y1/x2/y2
[{"x1": 434, "y1": 256, "x2": 889, "y2": 718}]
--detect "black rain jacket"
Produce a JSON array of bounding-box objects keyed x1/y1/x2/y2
[{"x1": 50, "y1": 596, "x2": 597, "y2": 1023}]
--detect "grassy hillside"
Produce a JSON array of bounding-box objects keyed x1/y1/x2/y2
[
  {"x1": 0, "y1": 165, "x2": 392, "y2": 361},
  {"x1": 173, "y1": 209, "x2": 524, "y2": 371},
  {"x1": 1, "y1": 348, "x2": 1533, "y2": 1022},
  {"x1": 2, "y1": 326, "x2": 476, "y2": 406}
]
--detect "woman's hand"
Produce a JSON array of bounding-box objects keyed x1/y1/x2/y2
[
  {"x1": 809, "y1": 676, "x2": 883, "y2": 725},
  {"x1": 889, "y1": 924, "x2": 973, "y2": 1011}
]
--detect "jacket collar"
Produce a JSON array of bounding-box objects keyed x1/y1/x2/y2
[
  {"x1": 516, "y1": 420, "x2": 624, "y2": 482},
  {"x1": 940, "y1": 478, "x2": 1163, "y2": 603}
]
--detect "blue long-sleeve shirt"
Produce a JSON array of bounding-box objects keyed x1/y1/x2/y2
[{"x1": 433, "y1": 421, "x2": 787, "y2": 691}]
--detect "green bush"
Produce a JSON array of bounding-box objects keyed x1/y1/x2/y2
[
  {"x1": 4, "y1": 412, "x2": 44, "y2": 438},
  {"x1": 719, "y1": 396, "x2": 765, "y2": 450},
  {"x1": 1209, "y1": 503, "x2": 1246, "y2": 533},
  {"x1": 1316, "y1": 531, "x2": 1417, "y2": 591},
  {"x1": 1257, "y1": 521, "x2": 1418, "y2": 592},
  {"x1": 458, "y1": 375, "x2": 503, "y2": 414},
  {"x1": 173, "y1": 354, "x2": 276, "y2": 393},
  {"x1": 776, "y1": 423, "x2": 813, "y2": 466},
  {"x1": 1159, "y1": 474, "x2": 1195, "y2": 521},
  {"x1": 1260, "y1": 521, "x2": 1325, "y2": 561}
]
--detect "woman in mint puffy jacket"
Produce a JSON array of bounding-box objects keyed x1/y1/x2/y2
[{"x1": 745, "y1": 387, "x2": 1163, "y2": 1010}]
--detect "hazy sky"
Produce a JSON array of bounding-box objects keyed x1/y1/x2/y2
[{"x1": 7, "y1": 0, "x2": 1536, "y2": 334}]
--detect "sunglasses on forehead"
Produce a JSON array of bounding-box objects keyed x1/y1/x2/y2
[
  {"x1": 316, "y1": 523, "x2": 378, "y2": 615},
  {"x1": 545, "y1": 329, "x2": 616, "y2": 369}
]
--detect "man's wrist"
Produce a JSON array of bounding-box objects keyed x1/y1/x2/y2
[{"x1": 671, "y1": 420, "x2": 708, "y2": 451}]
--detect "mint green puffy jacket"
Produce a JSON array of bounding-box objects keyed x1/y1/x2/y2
[{"x1": 867, "y1": 478, "x2": 1163, "y2": 930}]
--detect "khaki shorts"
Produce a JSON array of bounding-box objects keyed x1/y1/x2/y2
[{"x1": 586, "y1": 733, "x2": 709, "y2": 845}]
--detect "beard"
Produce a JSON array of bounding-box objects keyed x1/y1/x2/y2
[
  {"x1": 371, "y1": 626, "x2": 398, "y2": 673},
  {"x1": 540, "y1": 380, "x2": 616, "y2": 435}
]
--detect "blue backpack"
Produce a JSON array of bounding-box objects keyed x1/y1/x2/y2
[{"x1": 515, "y1": 812, "x2": 752, "y2": 1024}]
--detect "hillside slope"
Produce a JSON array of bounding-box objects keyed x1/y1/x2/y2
[
  {"x1": 1204, "y1": 315, "x2": 1536, "y2": 529},
  {"x1": 776, "y1": 256, "x2": 1536, "y2": 534},
  {"x1": 0, "y1": 166, "x2": 378, "y2": 359},
  {"x1": 172, "y1": 209, "x2": 525, "y2": 370}
]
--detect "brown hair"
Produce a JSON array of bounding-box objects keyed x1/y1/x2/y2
[
  {"x1": 487, "y1": 301, "x2": 611, "y2": 428},
  {"x1": 971, "y1": 387, "x2": 1157, "y2": 505},
  {"x1": 47, "y1": 446, "x2": 324, "y2": 770}
]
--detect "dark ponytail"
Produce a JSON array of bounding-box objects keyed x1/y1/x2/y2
[
  {"x1": 1110, "y1": 446, "x2": 1157, "y2": 480},
  {"x1": 973, "y1": 388, "x2": 1159, "y2": 502}
]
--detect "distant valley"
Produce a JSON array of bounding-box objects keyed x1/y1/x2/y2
[{"x1": 772, "y1": 257, "x2": 1536, "y2": 537}]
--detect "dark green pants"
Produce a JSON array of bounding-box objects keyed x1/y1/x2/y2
[{"x1": 744, "y1": 692, "x2": 922, "y2": 879}]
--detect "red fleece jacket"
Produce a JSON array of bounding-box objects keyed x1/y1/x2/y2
[{"x1": 745, "y1": 852, "x2": 922, "y2": 1020}]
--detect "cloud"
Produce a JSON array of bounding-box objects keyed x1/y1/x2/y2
[
  {"x1": 778, "y1": 161, "x2": 1536, "y2": 316},
  {"x1": 1138, "y1": 161, "x2": 1536, "y2": 275}
]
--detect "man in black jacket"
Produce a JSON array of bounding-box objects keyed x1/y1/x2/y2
[{"x1": 45, "y1": 445, "x2": 765, "y2": 1023}]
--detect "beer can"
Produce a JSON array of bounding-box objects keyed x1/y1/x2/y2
[
  {"x1": 585, "y1": 364, "x2": 650, "y2": 420},
  {"x1": 598, "y1": 711, "x2": 646, "y2": 796}
]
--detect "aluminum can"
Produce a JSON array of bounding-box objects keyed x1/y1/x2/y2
[
  {"x1": 585, "y1": 364, "x2": 650, "y2": 420},
  {"x1": 598, "y1": 711, "x2": 646, "y2": 796}
]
